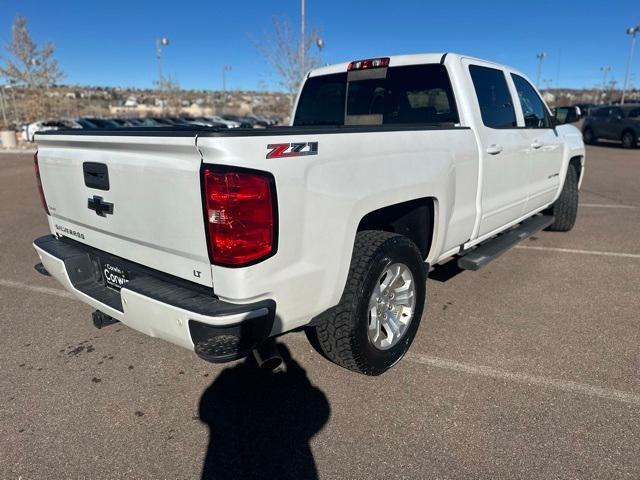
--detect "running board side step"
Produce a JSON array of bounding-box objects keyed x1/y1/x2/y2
[{"x1": 457, "y1": 215, "x2": 555, "y2": 271}]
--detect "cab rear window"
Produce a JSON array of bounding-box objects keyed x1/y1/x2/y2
[
  {"x1": 293, "y1": 64, "x2": 459, "y2": 127},
  {"x1": 294, "y1": 73, "x2": 347, "y2": 126}
]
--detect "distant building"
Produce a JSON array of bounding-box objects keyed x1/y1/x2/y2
[
  {"x1": 124, "y1": 96, "x2": 138, "y2": 107},
  {"x1": 542, "y1": 91, "x2": 555, "y2": 103}
]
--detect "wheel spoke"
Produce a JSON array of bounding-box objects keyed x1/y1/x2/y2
[
  {"x1": 372, "y1": 282, "x2": 383, "y2": 301},
  {"x1": 385, "y1": 312, "x2": 401, "y2": 337},
  {"x1": 394, "y1": 289, "x2": 414, "y2": 306},
  {"x1": 369, "y1": 308, "x2": 379, "y2": 331},
  {"x1": 369, "y1": 308, "x2": 381, "y2": 343},
  {"x1": 388, "y1": 265, "x2": 402, "y2": 290}
]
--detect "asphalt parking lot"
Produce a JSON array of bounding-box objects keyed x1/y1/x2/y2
[{"x1": 1, "y1": 145, "x2": 639, "y2": 479}]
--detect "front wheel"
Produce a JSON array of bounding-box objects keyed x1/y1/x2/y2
[
  {"x1": 545, "y1": 163, "x2": 579, "y2": 232},
  {"x1": 306, "y1": 231, "x2": 426, "y2": 375},
  {"x1": 622, "y1": 130, "x2": 637, "y2": 149}
]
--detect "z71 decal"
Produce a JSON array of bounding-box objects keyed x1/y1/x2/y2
[{"x1": 266, "y1": 142, "x2": 318, "y2": 159}]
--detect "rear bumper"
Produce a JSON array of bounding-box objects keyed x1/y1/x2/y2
[{"x1": 33, "y1": 235, "x2": 275, "y2": 363}]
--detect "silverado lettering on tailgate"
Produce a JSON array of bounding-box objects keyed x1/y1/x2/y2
[{"x1": 266, "y1": 142, "x2": 318, "y2": 159}]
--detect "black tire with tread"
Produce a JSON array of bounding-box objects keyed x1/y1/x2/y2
[
  {"x1": 622, "y1": 130, "x2": 637, "y2": 149},
  {"x1": 545, "y1": 163, "x2": 579, "y2": 232},
  {"x1": 306, "y1": 231, "x2": 426, "y2": 375},
  {"x1": 582, "y1": 127, "x2": 595, "y2": 145}
]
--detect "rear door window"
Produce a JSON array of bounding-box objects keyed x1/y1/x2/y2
[{"x1": 469, "y1": 65, "x2": 517, "y2": 129}]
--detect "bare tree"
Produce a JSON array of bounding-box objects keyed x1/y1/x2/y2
[
  {"x1": 0, "y1": 15, "x2": 64, "y2": 88},
  {"x1": 153, "y1": 74, "x2": 182, "y2": 114},
  {"x1": 255, "y1": 17, "x2": 322, "y2": 97}
]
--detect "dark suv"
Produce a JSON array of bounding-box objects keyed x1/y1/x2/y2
[{"x1": 582, "y1": 104, "x2": 640, "y2": 148}]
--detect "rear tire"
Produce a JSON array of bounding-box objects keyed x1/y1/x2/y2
[
  {"x1": 582, "y1": 127, "x2": 595, "y2": 145},
  {"x1": 306, "y1": 231, "x2": 426, "y2": 375},
  {"x1": 545, "y1": 163, "x2": 579, "y2": 232},
  {"x1": 622, "y1": 130, "x2": 637, "y2": 149}
]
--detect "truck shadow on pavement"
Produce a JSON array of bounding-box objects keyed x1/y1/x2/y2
[
  {"x1": 198, "y1": 343, "x2": 331, "y2": 480},
  {"x1": 429, "y1": 258, "x2": 466, "y2": 282}
]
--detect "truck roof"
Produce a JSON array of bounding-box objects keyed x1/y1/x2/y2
[{"x1": 307, "y1": 52, "x2": 511, "y2": 78}]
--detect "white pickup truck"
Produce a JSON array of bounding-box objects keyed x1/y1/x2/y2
[{"x1": 33, "y1": 53, "x2": 585, "y2": 375}]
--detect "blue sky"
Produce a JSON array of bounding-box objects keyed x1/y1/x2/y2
[{"x1": 0, "y1": 0, "x2": 638, "y2": 91}]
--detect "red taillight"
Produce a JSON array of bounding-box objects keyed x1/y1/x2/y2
[
  {"x1": 347, "y1": 57, "x2": 390, "y2": 71},
  {"x1": 202, "y1": 167, "x2": 276, "y2": 267},
  {"x1": 34, "y1": 152, "x2": 50, "y2": 215}
]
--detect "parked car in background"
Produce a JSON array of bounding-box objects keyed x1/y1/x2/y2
[
  {"x1": 109, "y1": 118, "x2": 143, "y2": 128},
  {"x1": 221, "y1": 114, "x2": 254, "y2": 128},
  {"x1": 83, "y1": 118, "x2": 122, "y2": 129},
  {"x1": 246, "y1": 115, "x2": 269, "y2": 127},
  {"x1": 120, "y1": 118, "x2": 147, "y2": 127},
  {"x1": 75, "y1": 118, "x2": 99, "y2": 129},
  {"x1": 134, "y1": 118, "x2": 165, "y2": 127},
  {"x1": 145, "y1": 117, "x2": 177, "y2": 127},
  {"x1": 207, "y1": 116, "x2": 240, "y2": 128},
  {"x1": 582, "y1": 104, "x2": 640, "y2": 148},
  {"x1": 23, "y1": 119, "x2": 80, "y2": 141},
  {"x1": 181, "y1": 116, "x2": 228, "y2": 129}
]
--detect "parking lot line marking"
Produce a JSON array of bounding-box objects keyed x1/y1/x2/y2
[
  {"x1": 408, "y1": 353, "x2": 640, "y2": 406},
  {"x1": 580, "y1": 203, "x2": 638, "y2": 209},
  {"x1": 0, "y1": 279, "x2": 74, "y2": 299},
  {"x1": 515, "y1": 245, "x2": 640, "y2": 259}
]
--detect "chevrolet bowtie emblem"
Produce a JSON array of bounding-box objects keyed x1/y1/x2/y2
[{"x1": 87, "y1": 195, "x2": 114, "y2": 217}]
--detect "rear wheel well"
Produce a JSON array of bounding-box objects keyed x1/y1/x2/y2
[{"x1": 357, "y1": 198, "x2": 434, "y2": 259}]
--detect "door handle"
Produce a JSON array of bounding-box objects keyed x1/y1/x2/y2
[
  {"x1": 486, "y1": 144, "x2": 503, "y2": 155},
  {"x1": 531, "y1": 139, "x2": 543, "y2": 149}
]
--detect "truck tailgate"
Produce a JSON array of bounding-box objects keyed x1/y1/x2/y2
[{"x1": 35, "y1": 133, "x2": 212, "y2": 287}]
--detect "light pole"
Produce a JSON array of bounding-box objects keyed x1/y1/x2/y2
[
  {"x1": 222, "y1": 65, "x2": 231, "y2": 93},
  {"x1": 609, "y1": 79, "x2": 618, "y2": 102},
  {"x1": 299, "y1": 0, "x2": 324, "y2": 77},
  {"x1": 156, "y1": 37, "x2": 169, "y2": 88},
  {"x1": 536, "y1": 52, "x2": 546, "y2": 88},
  {"x1": 300, "y1": 0, "x2": 305, "y2": 76},
  {"x1": 600, "y1": 66, "x2": 611, "y2": 103},
  {"x1": 621, "y1": 26, "x2": 640, "y2": 104}
]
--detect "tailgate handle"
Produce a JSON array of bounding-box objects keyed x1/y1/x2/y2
[{"x1": 83, "y1": 162, "x2": 110, "y2": 190}]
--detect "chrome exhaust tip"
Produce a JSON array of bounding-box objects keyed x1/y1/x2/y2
[{"x1": 252, "y1": 338, "x2": 283, "y2": 371}]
